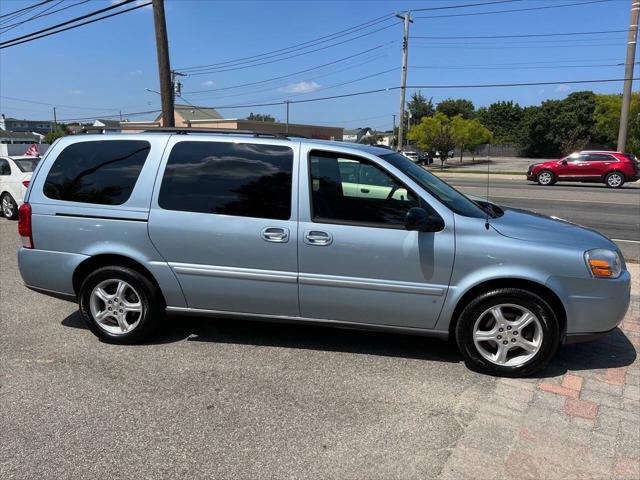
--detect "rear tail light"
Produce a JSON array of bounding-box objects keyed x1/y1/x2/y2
[
  {"x1": 18, "y1": 202, "x2": 33, "y2": 249},
  {"x1": 22, "y1": 180, "x2": 30, "y2": 188}
]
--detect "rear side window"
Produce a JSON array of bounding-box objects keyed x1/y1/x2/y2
[
  {"x1": 586, "y1": 154, "x2": 615, "y2": 162},
  {"x1": 43, "y1": 140, "x2": 150, "y2": 205},
  {"x1": 158, "y1": 141, "x2": 293, "y2": 220}
]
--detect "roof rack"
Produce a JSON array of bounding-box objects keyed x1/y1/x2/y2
[{"x1": 79, "y1": 125, "x2": 291, "y2": 140}]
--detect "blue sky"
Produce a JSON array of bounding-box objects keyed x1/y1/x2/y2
[{"x1": 0, "y1": 0, "x2": 635, "y2": 130}]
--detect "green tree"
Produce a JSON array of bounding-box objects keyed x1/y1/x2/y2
[
  {"x1": 436, "y1": 98, "x2": 475, "y2": 119},
  {"x1": 408, "y1": 112, "x2": 457, "y2": 167},
  {"x1": 247, "y1": 112, "x2": 276, "y2": 122},
  {"x1": 476, "y1": 101, "x2": 523, "y2": 144},
  {"x1": 360, "y1": 133, "x2": 380, "y2": 145},
  {"x1": 452, "y1": 116, "x2": 493, "y2": 161},
  {"x1": 518, "y1": 91, "x2": 597, "y2": 157},
  {"x1": 407, "y1": 90, "x2": 434, "y2": 122},
  {"x1": 593, "y1": 93, "x2": 640, "y2": 153},
  {"x1": 44, "y1": 126, "x2": 68, "y2": 144},
  {"x1": 593, "y1": 94, "x2": 621, "y2": 147}
]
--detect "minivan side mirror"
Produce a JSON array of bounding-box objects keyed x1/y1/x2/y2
[{"x1": 404, "y1": 207, "x2": 444, "y2": 232}]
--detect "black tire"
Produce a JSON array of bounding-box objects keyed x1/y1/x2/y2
[
  {"x1": 536, "y1": 170, "x2": 555, "y2": 186},
  {"x1": 605, "y1": 171, "x2": 625, "y2": 189},
  {"x1": 1, "y1": 193, "x2": 18, "y2": 220},
  {"x1": 78, "y1": 265, "x2": 164, "y2": 344},
  {"x1": 455, "y1": 288, "x2": 560, "y2": 377}
]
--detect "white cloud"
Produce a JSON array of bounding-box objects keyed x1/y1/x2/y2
[
  {"x1": 202, "y1": 80, "x2": 215, "y2": 87},
  {"x1": 278, "y1": 81, "x2": 321, "y2": 94},
  {"x1": 129, "y1": 69, "x2": 143, "y2": 77},
  {"x1": 554, "y1": 84, "x2": 571, "y2": 93},
  {"x1": 67, "y1": 89, "x2": 84, "y2": 95}
]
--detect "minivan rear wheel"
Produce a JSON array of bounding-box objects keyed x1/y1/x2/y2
[
  {"x1": 79, "y1": 266, "x2": 163, "y2": 344},
  {"x1": 455, "y1": 288, "x2": 560, "y2": 377}
]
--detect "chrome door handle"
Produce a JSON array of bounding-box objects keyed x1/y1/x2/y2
[
  {"x1": 304, "y1": 230, "x2": 332, "y2": 246},
  {"x1": 261, "y1": 227, "x2": 289, "y2": 243}
]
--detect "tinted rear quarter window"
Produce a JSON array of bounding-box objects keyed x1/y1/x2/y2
[
  {"x1": 158, "y1": 141, "x2": 293, "y2": 220},
  {"x1": 43, "y1": 140, "x2": 150, "y2": 205}
]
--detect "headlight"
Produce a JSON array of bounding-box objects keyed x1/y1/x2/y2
[{"x1": 584, "y1": 249, "x2": 623, "y2": 278}]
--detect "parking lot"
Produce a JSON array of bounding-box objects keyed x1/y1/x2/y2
[{"x1": 0, "y1": 213, "x2": 638, "y2": 479}]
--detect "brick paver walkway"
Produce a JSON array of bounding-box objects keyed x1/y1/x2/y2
[{"x1": 439, "y1": 266, "x2": 640, "y2": 480}]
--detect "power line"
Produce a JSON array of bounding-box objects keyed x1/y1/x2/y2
[
  {"x1": 185, "y1": 77, "x2": 640, "y2": 111},
  {"x1": 405, "y1": 78, "x2": 639, "y2": 89},
  {"x1": 412, "y1": 38, "x2": 623, "y2": 45},
  {"x1": 295, "y1": 113, "x2": 395, "y2": 125},
  {"x1": 0, "y1": 1, "x2": 151, "y2": 49},
  {"x1": 0, "y1": 0, "x2": 135, "y2": 45},
  {"x1": 414, "y1": 0, "x2": 614, "y2": 19},
  {"x1": 187, "y1": 55, "x2": 393, "y2": 102},
  {"x1": 412, "y1": 0, "x2": 522, "y2": 12},
  {"x1": 0, "y1": 0, "x2": 53, "y2": 20},
  {"x1": 178, "y1": 13, "x2": 395, "y2": 72},
  {"x1": 192, "y1": 67, "x2": 399, "y2": 106},
  {"x1": 411, "y1": 29, "x2": 626, "y2": 40},
  {"x1": 1, "y1": 0, "x2": 91, "y2": 33},
  {"x1": 57, "y1": 109, "x2": 161, "y2": 123},
  {"x1": 184, "y1": 21, "x2": 401, "y2": 75},
  {"x1": 1, "y1": 0, "x2": 63, "y2": 33},
  {"x1": 183, "y1": 43, "x2": 393, "y2": 94},
  {"x1": 410, "y1": 62, "x2": 631, "y2": 70},
  {"x1": 412, "y1": 42, "x2": 621, "y2": 49},
  {"x1": 55, "y1": 77, "x2": 639, "y2": 123},
  {"x1": 0, "y1": 95, "x2": 122, "y2": 111}
]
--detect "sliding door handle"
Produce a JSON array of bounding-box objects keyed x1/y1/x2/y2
[
  {"x1": 261, "y1": 227, "x2": 289, "y2": 243},
  {"x1": 304, "y1": 230, "x2": 332, "y2": 246}
]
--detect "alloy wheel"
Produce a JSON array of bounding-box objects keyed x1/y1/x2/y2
[
  {"x1": 607, "y1": 173, "x2": 623, "y2": 188},
  {"x1": 89, "y1": 279, "x2": 144, "y2": 335},
  {"x1": 2, "y1": 196, "x2": 13, "y2": 218},
  {"x1": 472, "y1": 304, "x2": 543, "y2": 367},
  {"x1": 537, "y1": 171, "x2": 552, "y2": 185}
]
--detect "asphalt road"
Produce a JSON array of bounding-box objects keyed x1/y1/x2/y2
[{"x1": 440, "y1": 174, "x2": 640, "y2": 261}]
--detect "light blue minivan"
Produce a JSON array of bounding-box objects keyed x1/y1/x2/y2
[{"x1": 17, "y1": 130, "x2": 630, "y2": 376}]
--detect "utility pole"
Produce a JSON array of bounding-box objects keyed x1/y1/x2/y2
[
  {"x1": 285, "y1": 100, "x2": 290, "y2": 134},
  {"x1": 396, "y1": 11, "x2": 412, "y2": 152},
  {"x1": 392, "y1": 114, "x2": 396, "y2": 147},
  {"x1": 152, "y1": 0, "x2": 174, "y2": 127},
  {"x1": 618, "y1": 0, "x2": 639, "y2": 152},
  {"x1": 52, "y1": 107, "x2": 57, "y2": 132}
]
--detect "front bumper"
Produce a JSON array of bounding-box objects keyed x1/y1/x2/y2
[{"x1": 547, "y1": 270, "x2": 631, "y2": 336}]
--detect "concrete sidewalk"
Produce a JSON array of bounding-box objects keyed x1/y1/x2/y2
[{"x1": 440, "y1": 264, "x2": 640, "y2": 480}]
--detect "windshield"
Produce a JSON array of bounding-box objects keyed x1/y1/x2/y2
[
  {"x1": 14, "y1": 158, "x2": 39, "y2": 172},
  {"x1": 381, "y1": 152, "x2": 486, "y2": 218}
]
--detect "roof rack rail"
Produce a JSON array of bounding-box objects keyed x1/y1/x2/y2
[
  {"x1": 142, "y1": 127, "x2": 289, "y2": 139},
  {"x1": 78, "y1": 125, "x2": 294, "y2": 140}
]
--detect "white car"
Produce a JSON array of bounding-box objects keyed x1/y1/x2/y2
[
  {"x1": 401, "y1": 151, "x2": 419, "y2": 162},
  {"x1": 0, "y1": 156, "x2": 40, "y2": 220}
]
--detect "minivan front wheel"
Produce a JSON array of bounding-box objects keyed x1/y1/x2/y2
[
  {"x1": 455, "y1": 288, "x2": 560, "y2": 377},
  {"x1": 79, "y1": 266, "x2": 163, "y2": 344}
]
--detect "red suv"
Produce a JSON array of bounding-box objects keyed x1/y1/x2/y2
[{"x1": 526, "y1": 151, "x2": 640, "y2": 188}]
